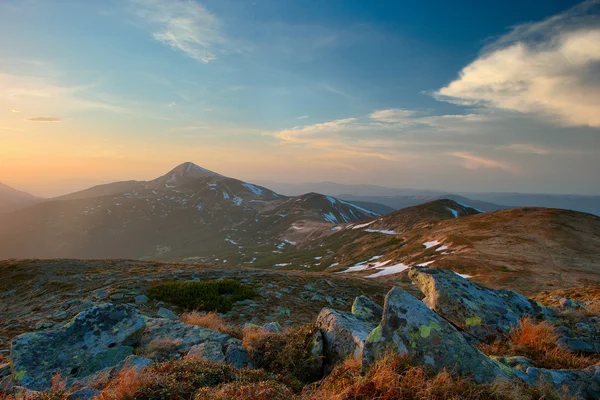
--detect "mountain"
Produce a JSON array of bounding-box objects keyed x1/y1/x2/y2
[
  {"x1": 256, "y1": 181, "x2": 600, "y2": 216},
  {"x1": 0, "y1": 182, "x2": 40, "y2": 214},
  {"x1": 0, "y1": 163, "x2": 378, "y2": 261},
  {"x1": 284, "y1": 200, "x2": 600, "y2": 294},
  {"x1": 337, "y1": 194, "x2": 506, "y2": 213},
  {"x1": 461, "y1": 192, "x2": 600, "y2": 216}
]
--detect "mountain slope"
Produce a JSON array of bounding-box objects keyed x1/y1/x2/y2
[
  {"x1": 292, "y1": 202, "x2": 600, "y2": 294},
  {"x1": 0, "y1": 183, "x2": 40, "y2": 214},
  {"x1": 338, "y1": 193, "x2": 506, "y2": 212},
  {"x1": 0, "y1": 163, "x2": 377, "y2": 261}
]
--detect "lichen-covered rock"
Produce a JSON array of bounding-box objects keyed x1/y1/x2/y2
[
  {"x1": 409, "y1": 267, "x2": 552, "y2": 342},
  {"x1": 362, "y1": 287, "x2": 509, "y2": 383},
  {"x1": 558, "y1": 298, "x2": 582, "y2": 310},
  {"x1": 524, "y1": 363, "x2": 600, "y2": 398},
  {"x1": 186, "y1": 342, "x2": 226, "y2": 363},
  {"x1": 10, "y1": 303, "x2": 146, "y2": 391},
  {"x1": 351, "y1": 296, "x2": 383, "y2": 322},
  {"x1": 139, "y1": 318, "x2": 239, "y2": 358},
  {"x1": 316, "y1": 307, "x2": 380, "y2": 367}
]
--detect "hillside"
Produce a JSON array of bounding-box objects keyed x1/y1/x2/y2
[
  {"x1": 0, "y1": 183, "x2": 40, "y2": 214},
  {"x1": 297, "y1": 203, "x2": 600, "y2": 294},
  {"x1": 0, "y1": 163, "x2": 378, "y2": 261}
]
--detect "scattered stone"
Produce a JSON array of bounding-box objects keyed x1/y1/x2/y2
[
  {"x1": 92, "y1": 289, "x2": 108, "y2": 300},
  {"x1": 309, "y1": 330, "x2": 324, "y2": 373},
  {"x1": 491, "y1": 356, "x2": 533, "y2": 371},
  {"x1": 262, "y1": 322, "x2": 283, "y2": 333},
  {"x1": 362, "y1": 287, "x2": 509, "y2": 383},
  {"x1": 558, "y1": 298, "x2": 582, "y2": 310},
  {"x1": 11, "y1": 304, "x2": 147, "y2": 391},
  {"x1": 409, "y1": 267, "x2": 552, "y2": 342},
  {"x1": 110, "y1": 293, "x2": 124, "y2": 301},
  {"x1": 156, "y1": 307, "x2": 178, "y2": 319},
  {"x1": 135, "y1": 295, "x2": 149, "y2": 304}
]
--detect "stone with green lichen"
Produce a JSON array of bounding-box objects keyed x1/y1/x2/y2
[
  {"x1": 408, "y1": 267, "x2": 553, "y2": 342},
  {"x1": 351, "y1": 296, "x2": 383, "y2": 321},
  {"x1": 316, "y1": 306, "x2": 379, "y2": 369},
  {"x1": 10, "y1": 303, "x2": 147, "y2": 391},
  {"x1": 362, "y1": 287, "x2": 509, "y2": 383}
]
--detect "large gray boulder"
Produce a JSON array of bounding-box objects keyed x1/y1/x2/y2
[
  {"x1": 10, "y1": 304, "x2": 147, "y2": 391},
  {"x1": 351, "y1": 296, "x2": 383, "y2": 322},
  {"x1": 409, "y1": 267, "x2": 552, "y2": 342},
  {"x1": 138, "y1": 318, "x2": 240, "y2": 359},
  {"x1": 316, "y1": 304, "x2": 380, "y2": 367},
  {"x1": 362, "y1": 287, "x2": 510, "y2": 383}
]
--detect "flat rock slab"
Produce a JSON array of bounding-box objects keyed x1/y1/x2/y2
[
  {"x1": 409, "y1": 267, "x2": 552, "y2": 342},
  {"x1": 11, "y1": 304, "x2": 146, "y2": 391},
  {"x1": 362, "y1": 287, "x2": 509, "y2": 383}
]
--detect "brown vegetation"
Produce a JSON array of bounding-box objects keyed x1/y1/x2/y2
[
  {"x1": 181, "y1": 311, "x2": 242, "y2": 338},
  {"x1": 479, "y1": 318, "x2": 598, "y2": 370}
]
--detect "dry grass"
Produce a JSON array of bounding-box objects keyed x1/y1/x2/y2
[
  {"x1": 534, "y1": 287, "x2": 600, "y2": 315},
  {"x1": 194, "y1": 380, "x2": 295, "y2": 400},
  {"x1": 479, "y1": 318, "x2": 598, "y2": 370},
  {"x1": 181, "y1": 311, "x2": 242, "y2": 338},
  {"x1": 96, "y1": 368, "x2": 150, "y2": 400},
  {"x1": 302, "y1": 352, "x2": 579, "y2": 400}
]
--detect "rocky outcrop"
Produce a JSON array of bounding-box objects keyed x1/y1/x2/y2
[
  {"x1": 409, "y1": 267, "x2": 552, "y2": 342},
  {"x1": 316, "y1": 304, "x2": 380, "y2": 368},
  {"x1": 138, "y1": 318, "x2": 240, "y2": 359},
  {"x1": 351, "y1": 295, "x2": 383, "y2": 321},
  {"x1": 10, "y1": 304, "x2": 147, "y2": 391},
  {"x1": 362, "y1": 287, "x2": 509, "y2": 383}
]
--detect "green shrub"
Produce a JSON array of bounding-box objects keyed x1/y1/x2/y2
[{"x1": 148, "y1": 279, "x2": 257, "y2": 313}]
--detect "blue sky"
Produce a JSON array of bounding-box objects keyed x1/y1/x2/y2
[{"x1": 1, "y1": 0, "x2": 599, "y2": 196}]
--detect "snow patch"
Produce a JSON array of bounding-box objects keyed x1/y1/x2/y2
[
  {"x1": 351, "y1": 220, "x2": 376, "y2": 229},
  {"x1": 446, "y1": 207, "x2": 459, "y2": 218},
  {"x1": 222, "y1": 191, "x2": 230, "y2": 200},
  {"x1": 366, "y1": 263, "x2": 410, "y2": 278},
  {"x1": 423, "y1": 240, "x2": 441, "y2": 249},
  {"x1": 323, "y1": 212, "x2": 338, "y2": 223},
  {"x1": 242, "y1": 183, "x2": 264, "y2": 196},
  {"x1": 364, "y1": 229, "x2": 397, "y2": 235}
]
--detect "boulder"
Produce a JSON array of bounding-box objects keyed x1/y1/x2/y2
[
  {"x1": 309, "y1": 330, "x2": 324, "y2": 373},
  {"x1": 186, "y1": 342, "x2": 226, "y2": 363},
  {"x1": 135, "y1": 295, "x2": 149, "y2": 304},
  {"x1": 138, "y1": 318, "x2": 239, "y2": 359},
  {"x1": 10, "y1": 304, "x2": 146, "y2": 391},
  {"x1": 316, "y1": 303, "x2": 380, "y2": 367},
  {"x1": 409, "y1": 267, "x2": 552, "y2": 342},
  {"x1": 351, "y1": 296, "x2": 383, "y2": 322},
  {"x1": 362, "y1": 287, "x2": 509, "y2": 383},
  {"x1": 558, "y1": 298, "x2": 582, "y2": 310}
]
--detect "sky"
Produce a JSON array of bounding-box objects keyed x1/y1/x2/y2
[{"x1": 1, "y1": 0, "x2": 599, "y2": 197}]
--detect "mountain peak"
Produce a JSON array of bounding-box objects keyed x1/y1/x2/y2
[{"x1": 155, "y1": 162, "x2": 223, "y2": 187}]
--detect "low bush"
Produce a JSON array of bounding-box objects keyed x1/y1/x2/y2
[
  {"x1": 243, "y1": 324, "x2": 323, "y2": 386},
  {"x1": 148, "y1": 279, "x2": 257, "y2": 313}
]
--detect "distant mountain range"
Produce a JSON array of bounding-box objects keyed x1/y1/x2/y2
[
  {"x1": 1, "y1": 165, "x2": 599, "y2": 294},
  {"x1": 0, "y1": 163, "x2": 378, "y2": 260},
  {"x1": 256, "y1": 181, "x2": 600, "y2": 216}
]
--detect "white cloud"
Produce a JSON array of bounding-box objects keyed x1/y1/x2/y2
[
  {"x1": 370, "y1": 109, "x2": 416, "y2": 123},
  {"x1": 132, "y1": 0, "x2": 223, "y2": 63},
  {"x1": 500, "y1": 143, "x2": 551, "y2": 155},
  {"x1": 449, "y1": 152, "x2": 516, "y2": 172},
  {"x1": 435, "y1": 2, "x2": 600, "y2": 128},
  {"x1": 0, "y1": 73, "x2": 127, "y2": 115}
]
